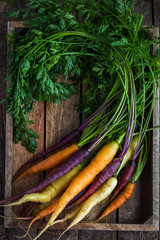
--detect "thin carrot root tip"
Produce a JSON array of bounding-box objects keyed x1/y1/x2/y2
[
  {"x1": 0, "y1": 202, "x2": 19, "y2": 207},
  {"x1": 14, "y1": 234, "x2": 28, "y2": 239},
  {"x1": 17, "y1": 220, "x2": 34, "y2": 240},
  {"x1": 0, "y1": 204, "x2": 10, "y2": 207},
  {"x1": 58, "y1": 226, "x2": 71, "y2": 240},
  {"x1": 0, "y1": 215, "x2": 34, "y2": 221},
  {"x1": 0, "y1": 214, "x2": 17, "y2": 220},
  {"x1": 15, "y1": 219, "x2": 35, "y2": 239},
  {"x1": 33, "y1": 223, "x2": 51, "y2": 240},
  {"x1": 94, "y1": 217, "x2": 101, "y2": 222}
]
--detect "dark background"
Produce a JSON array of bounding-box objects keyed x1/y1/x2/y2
[{"x1": 0, "y1": 0, "x2": 159, "y2": 239}]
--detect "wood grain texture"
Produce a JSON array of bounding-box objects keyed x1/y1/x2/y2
[
  {"x1": 133, "y1": 0, "x2": 152, "y2": 25},
  {"x1": 45, "y1": 77, "x2": 80, "y2": 149},
  {"x1": 38, "y1": 229, "x2": 78, "y2": 240},
  {"x1": 11, "y1": 102, "x2": 45, "y2": 216},
  {"x1": 0, "y1": 2, "x2": 37, "y2": 239},
  {"x1": 153, "y1": 0, "x2": 160, "y2": 26},
  {"x1": 0, "y1": 9, "x2": 12, "y2": 240},
  {"x1": 3, "y1": 220, "x2": 159, "y2": 231},
  {"x1": 152, "y1": 27, "x2": 159, "y2": 231},
  {"x1": 4, "y1": 21, "x2": 43, "y2": 239},
  {"x1": 117, "y1": 231, "x2": 158, "y2": 240},
  {"x1": 78, "y1": 230, "x2": 117, "y2": 240}
]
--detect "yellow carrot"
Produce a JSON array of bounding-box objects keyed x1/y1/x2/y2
[
  {"x1": 62, "y1": 177, "x2": 117, "y2": 234},
  {"x1": 120, "y1": 135, "x2": 139, "y2": 169}
]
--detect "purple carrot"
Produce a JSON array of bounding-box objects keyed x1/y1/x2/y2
[
  {"x1": 0, "y1": 149, "x2": 90, "y2": 204},
  {"x1": 4, "y1": 216, "x2": 34, "y2": 221},
  {"x1": 111, "y1": 159, "x2": 136, "y2": 200},
  {"x1": 76, "y1": 158, "x2": 121, "y2": 205}
]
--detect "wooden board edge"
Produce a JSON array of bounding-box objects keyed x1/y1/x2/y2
[
  {"x1": 4, "y1": 20, "x2": 29, "y2": 227},
  {"x1": 4, "y1": 114, "x2": 14, "y2": 227},
  {"x1": 4, "y1": 21, "x2": 16, "y2": 227},
  {"x1": 8, "y1": 21, "x2": 25, "y2": 30},
  {"x1": 152, "y1": 27, "x2": 159, "y2": 231},
  {"x1": 4, "y1": 221, "x2": 159, "y2": 231}
]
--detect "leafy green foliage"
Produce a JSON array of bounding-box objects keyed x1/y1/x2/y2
[{"x1": 3, "y1": 0, "x2": 160, "y2": 152}]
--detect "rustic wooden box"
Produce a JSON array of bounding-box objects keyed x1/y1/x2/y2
[{"x1": 4, "y1": 21, "x2": 159, "y2": 232}]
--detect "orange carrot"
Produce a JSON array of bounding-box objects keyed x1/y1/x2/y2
[
  {"x1": 96, "y1": 181, "x2": 135, "y2": 221},
  {"x1": 42, "y1": 140, "x2": 119, "y2": 225},
  {"x1": 16, "y1": 143, "x2": 79, "y2": 181}
]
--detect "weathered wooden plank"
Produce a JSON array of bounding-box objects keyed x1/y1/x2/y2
[
  {"x1": 153, "y1": 0, "x2": 160, "y2": 26},
  {"x1": 133, "y1": 0, "x2": 153, "y2": 25},
  {"x1": 3, "y1": 220, "x2": 159, "y2": 231},
  {"x1": 4, "y1": 21, "x2": 43, "y2": 238},
  {"x1": 45, "y1": 77, "x2": 80, "y2": 149},
  {"x1": 0, "y1": 9, "x2": 13, "y2": 240},
  {"x1": 153, "y1": 3, "x2": 160, "y2": 240},
  {"x1": 0, "y1": 11, "x2": 7, "y2": 213},
  {"x1": 117, "y1": 231, "x2": 158, "y2": 240},
  {"x1": 151, "y1": 28, "x2": 159, "y2": 232},
  {"x1": 78, "y1": 230, "x2": 117, "y2": 240},
  {"x1": 11, "y1": 101, "x2": 45, "y2": 217},
  {"x1": 0, "y1": 218, "x2": 33, "y2": 240},
  {"x1": 0, "y1": 2, "x2": 36, "y2": 238},
  {"x1": 38, "y1": 229, "x2": 78, "y2": 240}
]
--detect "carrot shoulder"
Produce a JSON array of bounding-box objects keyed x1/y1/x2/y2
[{"x1": 16, "y1": 143, "x2": 79, "y2": 181}]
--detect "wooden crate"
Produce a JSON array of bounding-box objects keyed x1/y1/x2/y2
[{"x1": 4, "y1": 21, "x2": 159, "y2": 232}]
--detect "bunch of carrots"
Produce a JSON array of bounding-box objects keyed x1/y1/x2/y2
[
  {"x1": 0, "y1": 115, "x2": 150, "y2": 239},
  {"x1": 0, "y1": 51, "x2": 157, "y2": 238},
  {"x1": 1, "y1": 0, "x2": 160, "y2": 239}
]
